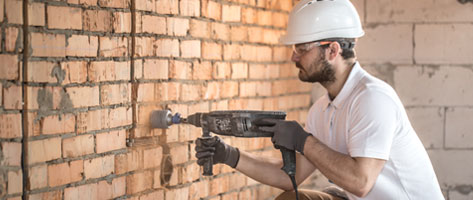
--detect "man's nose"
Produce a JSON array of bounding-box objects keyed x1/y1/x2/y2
[{"x1": 291, "y1": 52, "x2": 300, "y2": 62}]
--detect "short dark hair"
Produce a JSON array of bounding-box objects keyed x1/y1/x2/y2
[{"x1": 319, "y1": 38, "x2": 356, "y2": 60}]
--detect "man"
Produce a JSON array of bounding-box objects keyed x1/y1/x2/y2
[{"x1": 195, "y1": 0, "x2": 444, "y2": 199}]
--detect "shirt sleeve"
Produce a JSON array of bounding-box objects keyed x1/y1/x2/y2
[{"x1": 347, "y1": 89, "x2": 399, "y2": 160}]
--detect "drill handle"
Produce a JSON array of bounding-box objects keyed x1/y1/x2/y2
[
  {"x1": 279, "y1": 146, "x2": 296, "y2": 176},
  {"x1": 201, "y1": 129, "x2": 215, "y2": 176}
]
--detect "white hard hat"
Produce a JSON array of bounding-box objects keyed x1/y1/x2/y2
[{"x1": 280, "y1": 0, "x2": 364, "y2": 45}]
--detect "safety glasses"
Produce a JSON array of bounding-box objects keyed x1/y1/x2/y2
[{"x1": 292, "y1": 41, "x2": 332, "y2": 56}]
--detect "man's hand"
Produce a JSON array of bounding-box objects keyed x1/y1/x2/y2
[
  {"x1": 255, "y1": 119, "x2": 311, "y2": 154},
  {"x1": 195, "y1": 136, "x2": 240, "y2": 168}
]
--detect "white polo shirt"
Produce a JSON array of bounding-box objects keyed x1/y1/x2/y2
[{"x1": 305, "y1": 62, "x2": 444, "y2": 200}]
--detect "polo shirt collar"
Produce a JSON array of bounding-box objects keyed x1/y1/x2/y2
[{"x1": 323, "y1": 62, "x2": 364, "y2": 110}]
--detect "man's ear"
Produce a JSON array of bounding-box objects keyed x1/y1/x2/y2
[{"x1": 326, "y1": 42, "x2": 341, "y2": 61}]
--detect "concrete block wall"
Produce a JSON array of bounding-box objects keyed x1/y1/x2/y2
[
  {"x1": 353, "y1": 0, "x2": 473, "y2": 199},
  {"x1": 0, "y1": 0, "x2": 316, "y2": 199}
]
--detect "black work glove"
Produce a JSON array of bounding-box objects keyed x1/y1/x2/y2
[
  {"x1": 255, "y1": 119, "x2": 311, "y2": 154},
  {"x1": 195, "y1": 136, "x2": 240, "y2": 168}
]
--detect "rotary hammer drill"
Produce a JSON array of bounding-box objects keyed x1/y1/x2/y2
[{"x1": 150, "y1": 110, "x2": 299, "y2": 198}]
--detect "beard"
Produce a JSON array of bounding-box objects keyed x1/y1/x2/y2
[{"x1": 297, "y1": 53, "x2": 336, "y2": 84}]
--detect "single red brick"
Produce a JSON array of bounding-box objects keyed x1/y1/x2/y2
[
  {"x1": 83, "y1": 9, "x2": 113, "y2": 32},
  {"x1": 248, "y1": 27, "x2": 263, "y2": 43},
  {"x1": 5, "y1": 27, "x2": 22, "y2": 52},
  {"x1": 109, "y1": 106, "x2": 132, "y2": 128},
  {"x1": 100, "y1": 83, "x2": 131, "y2": 105},
  {"x1": 155, "y1": 39, "x2": 179, "y2": 57},
  {"x1": 3, "y1": 85, "x2": 22, "y2": 110},
  {"x1": 48, "y1": 160, "x2": 83, "y2": 187},
  {"x1": 112, "y1": 176, "x2": 126, "y2": 198},
  {"x1": 96, "y1": 130, "x2": 126, "y2": 153},
  {"x1": 189, "y1": 19, "x2": 210, "y2": 38},
  {"x1": 142, "y1": 15, "x2": 166, "y2": 34},
  {"x1": 29, "y1": 164, "x2": 47, "y2": 189},
  {"x1": 66, "y1": 86, "x2": 100, "y2": 108},
  {"x1": 201, "y1": 0, "x2": 221, "y2": 20},
  {"x1": 143, "y1": 146, "x2": 163, "y2": 169},
  {"x1": 48, "y1": 6, "x2": 82, "y2": 30},
  {"x1": 61, "y1": 61, "x2": 88, "y2": 84},
  {"x1": 0, "y1": 113, "x2": 22, "y2": 139},
  {"x1": 180, "y1": 84, "x2": 202, "y2": 101},
  {"x1": 210, "y1": 22, "x2": 230, "y2": 41},
  {"x1": 1, "y1": 142, "x2": 21, "y2": 166},
  {"x1": 230, "y1": 26, "x2": 248, "y2": 42},
  {"x1": 166, "y1": 187, "x2": 190, "y2": 199},
  {"x1": 169, "y1": 143, "x2": 189, "y2": 165},
  {"x1": 126, "y1": 171, "x2": 153, "y2": 194},
  {"x1": 31, "y1": 32, "x2": 66, "y2": 57},
  {"x1": 0, "y1": 0, "x2": 4, "y2": 22},
  {"x1": 155, "y1": 0, "x2": 179, "y2": 14},
  {"x1": 257, "y1": 10, "x2": 272, "y2": 26},
  {"x1": 135, "y1": 0, "x2": 155, "y2": 11},
  {"x1": 98, "y1": 0, "x2": 130, "y2": 8},
  {"x1": 256, "y1": 81, "x2": 272, "y2": 96},
  {"x1": 134, "y1": 37, "x2": 155, "y2": 57},
  {"x1": 143, "y1": 59, "x2": 169, "y2": 80},
  {"x1": 0, "y1": 54, "x2": 19, "y2": 80},
  {"x1": 80, "y1": 0, "x2": 98, "y2": 6},
  {"x1": 137, "y1": 83, "x2": 154, "y2": 102},
  {"x1": 134, "y1": 59, "x2": 143, "y2": 79},
  {"x1": 204, "y1": 82, "x2": 220, "y2": 100},
  {"x1": 202, "y1": 42, "x2": 222, "y2": 60},
  {"x1": 239, "y1": 82, "x2": 257, "y2": 97},
  {"x1": 7, "y1": 170, "x2": 22, "y2": 194},
  {"x1": 222, "y1": 5, "x2": 241, "y2": 22},
  {"x1": 26, "y1": 61, "x2": 57, "y2": 83},
  {"x1": 223, "y1": 44, "x2": 241, "y2": 60},
  {"x1": 167, "y1": 17, "x2": 189, "y2": 36},
  {"x1": 272, "y1": 12, "x2": 288, "y2": 28},
  {"x1": 220, "y1": 82, "x2": 239, "y2": 98},
  {"x1": 169, "y1": 60, "x2": 191, "y2": 80},
  {"x1": 99, "y1": 36, "x2": 129, "y2": 57},
  {"x1": 62, "y1": 134, "x2": 94, "y2": 158},
  {"x1": 97, "y1": 180, "x2": 113, "y2": 200},
  {"x1": 231, "y1": 62, "x2": 248, "y2": 79},
  {"x1": 192, "y1": 60, "x2": 212, "y2": 80},
  {"x1": 241, "y1": 7, "x2": 256, "y2": 24},
  {"x1": 5, "y1": 0, "x2": 22, "y2": 24},
  {"x1": 41, "y1": 114, "x2": 75, "y2": 135},
  {"x1": 140, "y1": 190, "x2": 164, "y2": 200},
  {"x1": 64, "y1": 182, "x2": 98, "y2": 200},
  {"x1": 180, "y1": 0, "x2": 200, "y2": 16},
  {"x1": 112, "y1": 12, "x2": 131, "y2": 33},
  {"x1": 0, "y1": 82, "x2": 2, "y2": 107},
  {"x1": 181, "y1": 40, "x2": 201, "y2": 58},
  {"x1": 115, "y1": 150, "x2": 142, "y2": 175},
  {"x1": 212, "y1": 62, "x2": 231, "y2": 79},
  {"x1": 84, "y1": 155, "x2": 114, "y2": 179},
  {"x1": 66, "y1": 35, "x2": 98, "y2": 57},
  {"x1": 28, "y1": 191, "x2": 62, "y2": 200},
  {"x1": 77, "y1": 109, "x2": 104, "y2": 133}
]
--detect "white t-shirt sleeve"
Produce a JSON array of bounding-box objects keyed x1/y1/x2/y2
[{"x1": 347, "y1": 89, "x2": 398, "y2": 160}]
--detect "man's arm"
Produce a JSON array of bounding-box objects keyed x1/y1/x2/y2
[
  {"x1": 236, "y1": 150, "x2": 316, "y2": 191},
  {"x1": 303, "y1": 136, "x2": 386, "y2": 197}
]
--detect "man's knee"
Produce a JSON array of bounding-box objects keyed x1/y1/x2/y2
[
  {"x1": 275, "y1": 190, "x2": 301, "y2": 200},
  {"x1": 275, "y1": 189, "x2": 344, "y2": 200}
]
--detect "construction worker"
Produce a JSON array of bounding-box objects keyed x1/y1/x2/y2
[{"x1": 195, "y1": 0, "x2": 444, "y2": 199}]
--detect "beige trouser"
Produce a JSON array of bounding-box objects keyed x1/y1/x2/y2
[{"x1": 275, "y1": 189, "x2": 346, "y2": 200}]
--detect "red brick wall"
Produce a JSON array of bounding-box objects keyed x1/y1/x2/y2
[{"x1": 0, "y1": 0, "x2": 316, "y2": 199}]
